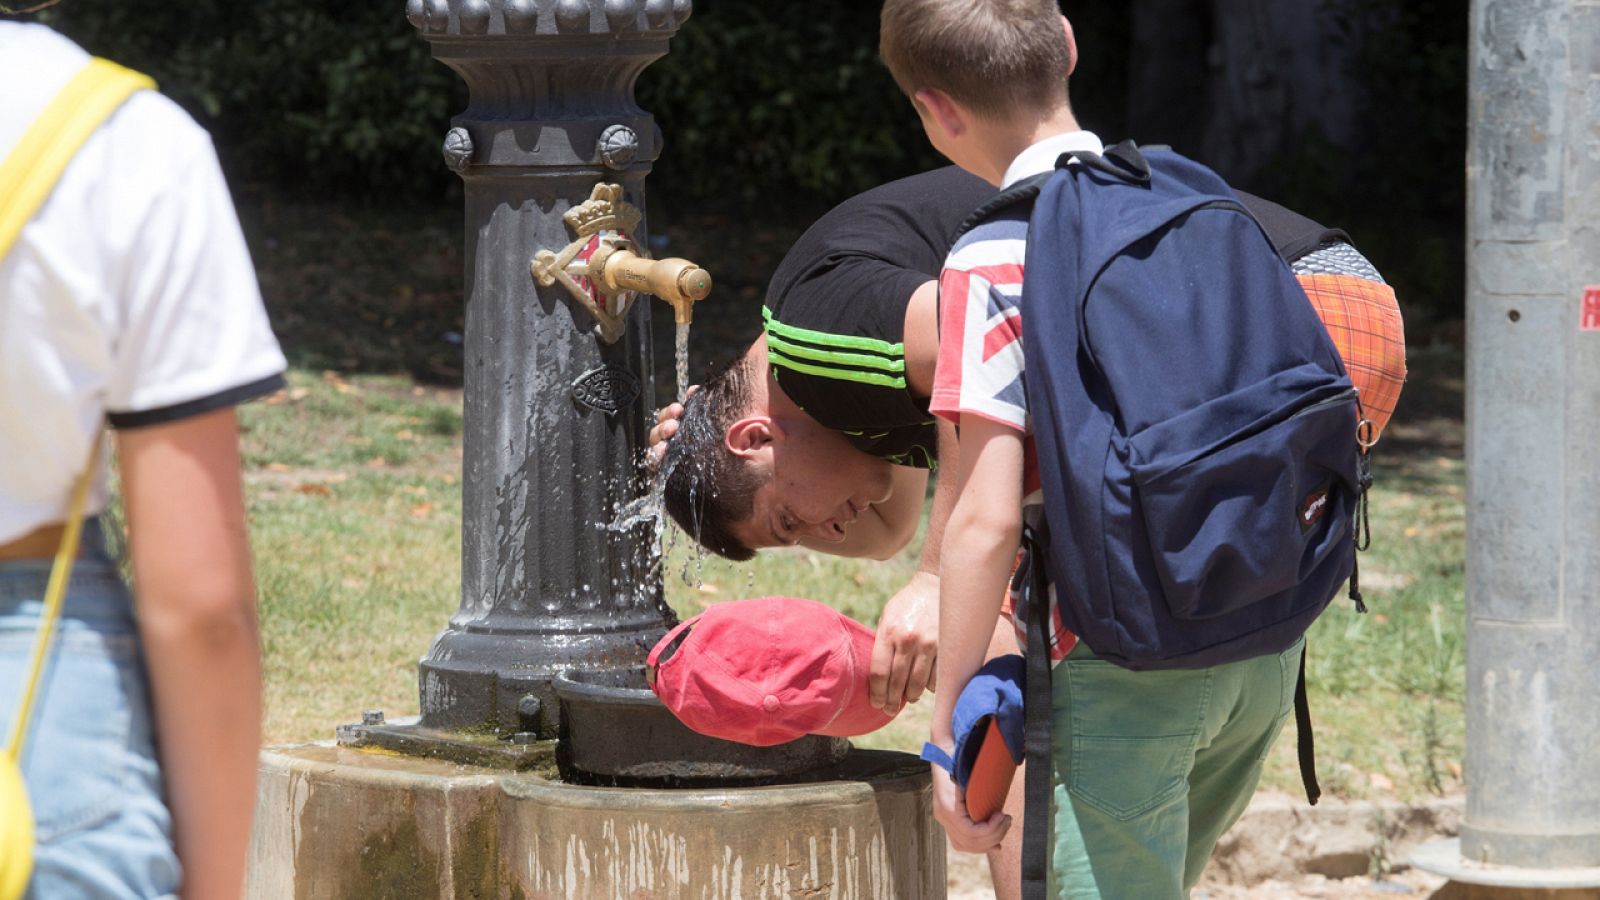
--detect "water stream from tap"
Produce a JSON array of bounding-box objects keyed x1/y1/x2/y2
[
  {"x1": 675, "y1": 321, "x2": 691, "y2": 404},
  {"x1": 604, "y1": 321, "x2": 703, "y2": 591}
]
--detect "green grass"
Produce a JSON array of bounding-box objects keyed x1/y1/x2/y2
[
  {"x1": 240, "y1": 370, "x2": 465, "y2": 741},
  {"x1": 1266, "y1": 343, "x2": 1467, "y2": 801},
  {"x1": 239, "y1": 344, "x2": 1466, "y2": 804},
  {"x1": 1262, "y1": 447, "x2": 1466, "y2": 800}
]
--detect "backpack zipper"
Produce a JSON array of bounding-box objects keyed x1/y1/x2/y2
[{"x1": 1290, "y1": 387, "x2": 1359, "y2": 421}]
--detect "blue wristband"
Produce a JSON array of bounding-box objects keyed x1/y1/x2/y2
[{"x1": 920, "y1": 741, "x2": 956, "y2": 773}]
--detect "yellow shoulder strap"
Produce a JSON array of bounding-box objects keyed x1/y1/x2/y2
[
  {"x1": 0, "y1": 57, "x2": 157, "y2": 261},
  {"x1": 1, "y1": 57, "x2": 150, "y2": 761},
  {"x1": 2, "y1": 437, "x2": 102, "y2": 762}
]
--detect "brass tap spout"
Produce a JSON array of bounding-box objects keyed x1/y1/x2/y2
[
  {"x1": 591, "y1": 246, "x2": 711, "y2": 325},
  {"x1": 530, "y1": 183, "x2": 712, "y2": 341}
]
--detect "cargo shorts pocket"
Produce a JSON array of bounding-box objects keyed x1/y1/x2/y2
[
  {"x1": 1067, "y1": 733, "x2": 1196, "y2": 821},
  {"x1": 1058, "y1": 659, "x2": 1202, "y2": 822}
]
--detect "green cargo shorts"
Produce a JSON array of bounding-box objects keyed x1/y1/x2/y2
[{"x1": 1047, "y1": 637, "x2": 1303, "y2": 899}]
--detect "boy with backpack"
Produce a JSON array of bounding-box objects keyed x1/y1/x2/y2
[{"x1": 880, "y1": 1, "x2": 1382, "y2": 896}]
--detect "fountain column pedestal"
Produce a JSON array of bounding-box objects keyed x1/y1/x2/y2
[{"x1": 408, "y1": 0, "x2": 680, "y2": 740}]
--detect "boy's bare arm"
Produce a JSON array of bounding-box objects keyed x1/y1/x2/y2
[
  {"x1": 866, "y1": 418, "x2": 959, "y2": 713},
  {"x1": 930, "y1": 414, "x2": 1024, "y2": 853},
  {"x1": 857, "y1": 279, "x2": 962, "y2": 713},
  {"x1": 917, "y1": 418, "x2": 960, "y2": 578},
  {"x1": 901, "y1": 273, "x2": 958, "y2": 575},
  {"x1": 902, "y1": 280, "x2": 940, "y2": 400},
  {"x1": 932, "y1": 415, "x2": 1024, "y2": 746}
]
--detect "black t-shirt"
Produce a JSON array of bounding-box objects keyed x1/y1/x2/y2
[{"x1": 763, "y1": 166, "x2": 995, "y2": 469}]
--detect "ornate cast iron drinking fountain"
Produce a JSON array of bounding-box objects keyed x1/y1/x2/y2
[
  {"x1": 245, "y1": 3, "x2": 942, "y2": 895},
  {"x1": 399, "y1": 0, "x2": 688, "y2": 744},
  {"x1": 334, "y1": 0, "x2": 836, "y2": 782}
]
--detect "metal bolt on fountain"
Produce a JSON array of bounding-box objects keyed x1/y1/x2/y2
[{"x1": 244, "y1": 2, "x2": 944, "y2": 897}]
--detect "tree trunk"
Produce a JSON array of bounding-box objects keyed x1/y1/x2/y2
[{"x1": 1124, "y1": 0, "x2": 1367, "y2": 191}]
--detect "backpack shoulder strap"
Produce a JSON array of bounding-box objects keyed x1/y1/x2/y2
[
  {"x1": 1063, "y1": 138, "x2": 1155, "y2": 184},
  {"x1": 950, "y1": 139, "x2": 1167, "y2": 244},
  {"x1": 1021, "y1": 526, "x2": 1053, "y2": 900},
  {"x1": 951, "y1": 172, "x2": 1053, "y2": 244},
  {"x1": 0, "y1": 57, "x2": 157, "y2": 261},
  {"x1": 1232, "y1": 190, "x2": 1351, "y2": 264}
]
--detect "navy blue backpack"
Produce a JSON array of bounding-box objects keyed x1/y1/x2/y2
[
  {"x1": 972, "y1": 141, "x2": 1364, "y2": 900},
  {"x1": 1017, "y1": 141, "x2": 1360, "y2": 669},
  {"x1": 955, "y1": 144, "x2": 1368, "y2": 898}
]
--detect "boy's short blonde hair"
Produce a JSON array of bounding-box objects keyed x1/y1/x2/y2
[{"x1": 879, "y1": 0, "x2": 1072, "y2": 119}]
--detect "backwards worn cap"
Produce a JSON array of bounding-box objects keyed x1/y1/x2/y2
[{"x1": 646, "y1": 597, "x2": 895, "y2": 747}]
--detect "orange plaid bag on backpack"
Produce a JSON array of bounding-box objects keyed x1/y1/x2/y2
[
  {"x1": 1298, "y1": 273, "x2": 1406, "y2": 443},
  {"x1": 1237, "y1": 191, "x2": 1406, "y2": 445}
]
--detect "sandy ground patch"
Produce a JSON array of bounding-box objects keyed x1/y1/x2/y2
[{"x1": 941, "y1": 790, "x2": 1464, "y2": 898}]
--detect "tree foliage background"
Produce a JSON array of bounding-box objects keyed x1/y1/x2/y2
[{"x1": 39, "y1": 0, "x2": 1467, "y2": 323}]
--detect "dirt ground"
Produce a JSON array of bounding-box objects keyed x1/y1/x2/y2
[
  {"x1": 1192, "y1": 869, "x2": 1450, "y2": 899},
  {"x1": 941, "y1": 788, "x2": 1469, "y2": 899},
  {"x1": 943, "y1": 842, "x2": 1451, "y2": 899}
]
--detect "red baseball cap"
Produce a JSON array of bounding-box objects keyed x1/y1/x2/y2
[{"x1": 646, "y1": 597, "x2": 895, "y2": 747}]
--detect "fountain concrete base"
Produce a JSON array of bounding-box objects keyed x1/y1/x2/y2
[{"x1": 246, "y1": 742, "x2": 945, "y2": 899}]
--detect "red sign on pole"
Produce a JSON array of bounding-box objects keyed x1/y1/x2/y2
[{"x1": 1584, "y1": 286, "x2": 1600, "y2": 331}]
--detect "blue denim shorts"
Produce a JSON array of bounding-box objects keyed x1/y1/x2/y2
[{"x1": 0, "y1": 521, "x2": 181, "y2": 899}]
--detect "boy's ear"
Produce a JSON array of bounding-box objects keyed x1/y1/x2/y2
[
  {"x1": 914, "y1": 88, "x2": 966, "y2": 143},
  {"x1": 1060, "y1": 15, "x2": 1078, "y2": 76},
  {"x1": 725, "y1": 416, "x2": 778, "y2": 459}
]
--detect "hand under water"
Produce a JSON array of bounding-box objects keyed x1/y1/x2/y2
[{"x1": 647, "y1": 385, "x2": 698, "y2": 472}]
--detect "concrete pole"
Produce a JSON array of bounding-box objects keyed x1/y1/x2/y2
[
  {"x1": 1458, "y1": 0, "x2": 1600, "y2": 872},
  {"x1": 404, "y1": 0, "x2": 689, "y2": 736}
]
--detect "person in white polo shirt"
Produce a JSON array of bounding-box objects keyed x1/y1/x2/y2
[{"x1": 0, "y1": 13, "x2": 286, "y2": 899}]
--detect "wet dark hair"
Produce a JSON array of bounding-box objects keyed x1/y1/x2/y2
[{"x1": 660, "y1": 353, "x2": 767, "y2": 562}]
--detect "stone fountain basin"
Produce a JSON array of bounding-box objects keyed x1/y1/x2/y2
[{"x1": 551, "y1": 666, "x2": 849, "y2": 787}]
